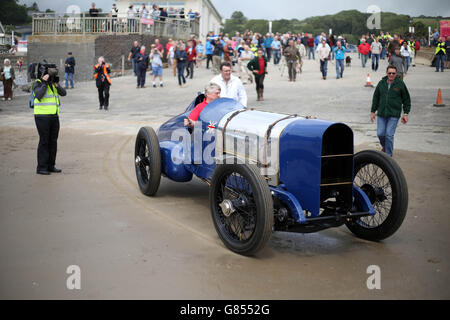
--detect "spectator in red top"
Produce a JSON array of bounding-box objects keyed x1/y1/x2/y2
[
  {"x1": 185, "y1": 40, "x2": 197, "y2": 79},
  {"x1": 247, "y1": 48, "x2": 268, "y2": 101},
  {"x1": 184, "y1": 83, "x2": 221, "y2": 127},
  {"x1": 154, "y1": 39, "x2": 164, "y2": 55},
  {"x1": 307, "y1": 35, "x2": 315, "y2": 60},
  {"x1": 189, "y1": 34, "x2": 197, "y2": 49},
  {"x1": 358, "y1": 38, "x2": 371, "y2": 68},
  {"x1": 165, "y1": 38, "x2": 173, "y2": 55}
]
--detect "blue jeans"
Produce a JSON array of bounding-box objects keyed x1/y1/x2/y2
[
  {"x1": 372, "y1": 54, "x2": 380, "y2": 71},
  {"x1": 435, "y1": 54, "x2": 445, "y2": 71},
  {"x1": 273, "y1": 50, "x2": 281, "y2": 65},
  {"x1": 336, "y1": 59, "x2": 344, "y2": 78},
  {"x1": 361, "y1": 54, "x2": 368, "y2": 67},
  {"x1": 377, "y1": 116, "x2": 399, "y2": 157},
  {"x1": 177, "y1": 62, "x2": 186, "y2": 85},
  {"x1": 137, "y1": 67, "x2": 146, "y2": 87},
  {"x1": 64, "y1": 72, "x2": 74, "y2": 88},
  {"x1": 320, "y1": 59, "x2": 328, "y2": 77},
  {"x1": 404, "y1": 56, "x2": 410, "y2": 73},
  {"x1": 380, "y1": 47, "x2": 386, "y2": 59},
  {"x1": 308, "y1": 47, "x2": 315, "y2": 60}
]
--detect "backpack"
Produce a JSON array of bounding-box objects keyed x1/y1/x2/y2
[{"x1": 29, "y1": 81, "x2": 36, "y2": 108}]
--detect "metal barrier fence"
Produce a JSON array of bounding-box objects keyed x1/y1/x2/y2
[{"x1": 32, "y1": 14, "x2": 199, "y2": 39}]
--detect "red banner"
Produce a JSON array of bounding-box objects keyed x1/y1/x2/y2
[
  {"x1": 441, "y1": 20, "x2": 450, "y2": 38},
  {"x1": 140, "y1": 18, "x2": 154, "y2": 25}
]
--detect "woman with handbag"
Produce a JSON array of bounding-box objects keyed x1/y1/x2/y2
[{"x1": 1, "y1": 59, "x2": 15, "y2": 100}]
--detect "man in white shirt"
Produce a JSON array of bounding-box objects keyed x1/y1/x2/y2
[
  {"x1": 210, "y1": 62, "x2": 247, "y2": 107},
  {"x1": 126, "y1": 5, "x2": 137, "y2": 18}
]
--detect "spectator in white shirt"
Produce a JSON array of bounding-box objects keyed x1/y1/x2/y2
[
  {"x1": 317, "y1": 39, "x2": 331, "y2": 80},
  {"x1": 211, "y1": 62, "x2": 247, "y2": 107},
  {"x1": 126, "y1": 5, "x2": 137, "y2": 32},
  {"x1": 151, "y1": 5, "x2": 160, "y2": 20},
  {"x1": 126, "y1": 5, "x2": 137, "y2": 18},
  {"x1": 239, "y1": 45, "x2": 254, "y2": 84},
  {"x1": 400, "y1": 41, "x2": 412, "y2": 74},
  {"x1": 139, "y1": 4, "x2": 149, "y2": 18}
]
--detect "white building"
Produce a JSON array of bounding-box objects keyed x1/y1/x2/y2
[{"x1": 114, "y1": 0, "x2": 223, "y2": 40}]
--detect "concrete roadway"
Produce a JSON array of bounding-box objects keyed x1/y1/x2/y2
[{"x1": 0, "y1": 53, "x2": 449, "y2": 299}]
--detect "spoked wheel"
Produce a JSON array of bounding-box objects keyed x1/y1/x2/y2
[
  {"x1": 209, "y1": 164, "x2": 273, "y2": 256},
  {"x1": 134, "y1": 126, "x2": 161, "y2": 196},
  {"x1": 346, "y1": 150, "x2": 408, "y2": 241}
]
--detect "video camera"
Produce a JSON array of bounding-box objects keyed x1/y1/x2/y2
[{"x1": 37, "y1": 60, "x2": 60, "y2": 83}]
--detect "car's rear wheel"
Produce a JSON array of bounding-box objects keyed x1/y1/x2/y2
[
  {"x1": 135, "y1": 126, "x2": 161, "y2": 196},
  {"x1": 210, "y1": 164, "x2": 273, "y2": 256},
  {"x1": 346, "y1": 150, "x2": 408, "y2": 240}
]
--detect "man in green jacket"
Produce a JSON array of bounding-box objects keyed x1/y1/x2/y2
[{"x1": 370, "y1": 65, "x2": 411, "y2": 157}]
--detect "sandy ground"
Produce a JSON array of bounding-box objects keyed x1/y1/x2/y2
[{"x1": 0, "y1": 53, "x2": 449, "y2": 299}]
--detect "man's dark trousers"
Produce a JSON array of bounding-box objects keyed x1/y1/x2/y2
[
  {"x1": 35, "y1": 115, "x2": 59, "y2": 171},
  {"x1": 265, "y1": 48, "x2": 272, "y2": 62},
  {"x1": 137, "y1": 67, "x2": 146, "y2": 87},
  {"x1": 98, "y1": 83, "x2": 110, "y2": 108}
]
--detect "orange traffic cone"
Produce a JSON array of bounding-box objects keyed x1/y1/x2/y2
[
  {"x1": 433, "y1": 88, "x2": 445, "y2": 107},
  {"x1": 364, "y1": 73, "x2": 374, "y2": 88}
]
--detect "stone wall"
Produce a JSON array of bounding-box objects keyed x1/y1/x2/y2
[
  {"x1": 27, "y1": 35, "x2": 97, "y2": 83},
  {"x1": 27, "y1": 34, "x2": 172, "y2": 83},
  {"x1": 95, "y1": 34, "x2": 170, "y2": 71}
]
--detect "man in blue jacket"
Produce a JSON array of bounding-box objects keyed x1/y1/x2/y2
[
  {"x1": 334, "y1": 40, "x2": 346, "y2": 79},
  {"x1": 263, "y1": 33, "x2": 274, "y2": 62},
  {"x1": 64, "y1": 52, "x2": 76, "y2": 89},
  {"x1": 205, "y1": 38, "x2": 213, "y2": 69}
]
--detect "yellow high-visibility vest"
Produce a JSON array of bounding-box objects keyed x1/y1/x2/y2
[
  {"x1": 435, "y1": 42, "x2": 446, "y2": 55},
  {"x1": 33, "y1": 79, "x2": 60, "y2": 115}
]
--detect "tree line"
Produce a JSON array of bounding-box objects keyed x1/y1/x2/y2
[
  {"x1": 0, "y1": 0, "x2": 55, "y2": 26},
  {"x1": 223, "y1": 10, "x2": 446, "y2": 43}
]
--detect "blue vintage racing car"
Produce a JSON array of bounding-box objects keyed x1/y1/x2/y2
[{"x1": 134, "y1": 95, "x2": 408, "y2": 256}]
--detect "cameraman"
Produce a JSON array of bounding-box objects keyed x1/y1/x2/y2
[
  {"x1": 33, "y1": 64, "x2": 67, "y2": 175},
  {"x1": 94, "y1": 56, "x2": 111, "y2": 109}
]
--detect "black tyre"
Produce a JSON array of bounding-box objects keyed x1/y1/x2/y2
[
  {"x1": 210, "y1": 164, "x2": 274, "y2": 256},
  {"x1": 134, "y1": 126, "x2": 161, "y2": 196},
  {"x1": 346, "y1": 150, "x2": 408, "y2": 241}
]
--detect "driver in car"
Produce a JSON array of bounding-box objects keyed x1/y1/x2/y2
[{"x1": 184, "y1": 83, "x2": 221, "y2": 128}]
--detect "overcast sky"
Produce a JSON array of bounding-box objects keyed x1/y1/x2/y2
[{"x1": 19, "y1": 0, "x2": 450, "y2": 19}]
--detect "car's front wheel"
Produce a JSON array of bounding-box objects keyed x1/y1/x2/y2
[
  {"x1": 134, "y1": 126, "x2": 161, "y2": 196},
  {"x1": 209, "y1": 164, "x2": 273, "y2": 256},
  {"x1": 346, "y1": 150, "x2": 408, "y2": 241}
]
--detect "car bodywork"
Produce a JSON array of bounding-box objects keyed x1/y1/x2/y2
[
  {"x1": 156, "y1": 96, "x2": 375, "y2": 231},
  {"x1": 135, "y1": 95, "x2": 408, "y2": 255}
]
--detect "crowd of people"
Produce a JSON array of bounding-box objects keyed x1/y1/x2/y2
[
  {"x1": 2, "y1": 25, "x2": 448, "y2": 174},
  {"x1": 87, "y1": 2, "x2": 201, "y2": 22},
  {"x1": 117, "y1": 28, "x2": 449, "y2": 158}
]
